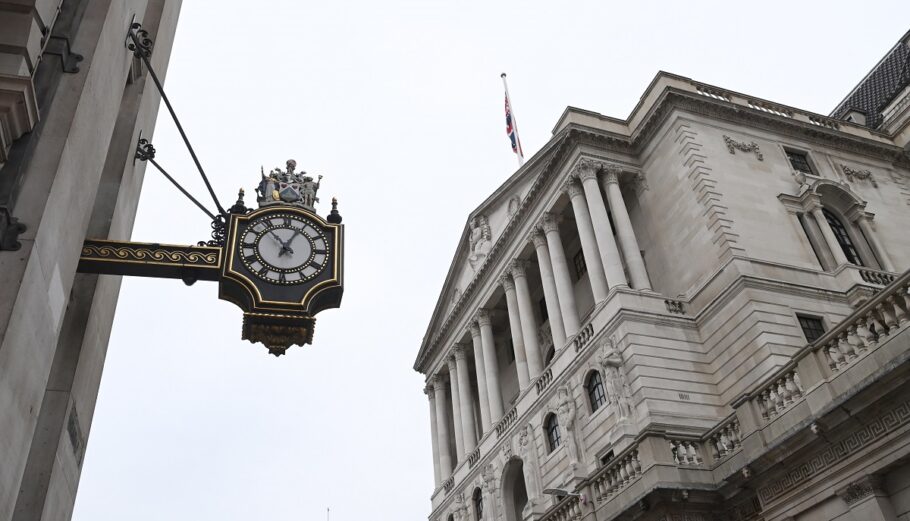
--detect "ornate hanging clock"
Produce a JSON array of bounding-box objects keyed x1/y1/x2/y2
[{"x1": 77, "y1": 158, "x2": 344, "y2": 356}]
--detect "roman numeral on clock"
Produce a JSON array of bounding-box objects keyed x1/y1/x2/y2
[{"x1": 245, "y1": 254, "x2": 258, "y2": 264}]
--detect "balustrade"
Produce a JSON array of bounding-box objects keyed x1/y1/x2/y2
[
  {"x1": 748, "y1": 99, "x2": 793, "y2": 118},
  {"x1": 467, "y1": 447, "x2": 480, "y2": 468},
  {"x1": 706, "y1": 418, "x2": 741, "y2": 462},
  {"x1": 442, "y1": 476, "x2": 454, "y2": 494},
  {"x1": 808, "y1": 114, "x2": 840, "y2": 130},
  {"x1": 536, "y1": 367, "x2": 554, "y2": 395},
  {"x1": 669, "y1": 440, "x2": 702, "y2": 465},
  {"x1": 590, "y1": 448, "x2": 642, "y2": 503},
  {"x1": 573, "y1": 323, "x2": 595, "y2": 352},
  {"x1": 540, "y1": 496, "x2": 582, "y2": 521},
  {"x1": 495, "y1": 405, "x2": 518, "y2": 438},
  {"x1": 860, "y1": 269, "x2": 896, "y2": 285},
  {"x1": 755, "y1": 370, "x2": 803, "y2": 420}
]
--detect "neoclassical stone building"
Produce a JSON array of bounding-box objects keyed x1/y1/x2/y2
[
  {"x1": 414, "y1": 30, "x2": 910, "y2": 521},
  {"x1": 0, "y1": 2, "x2": 180, "y2": 520}
]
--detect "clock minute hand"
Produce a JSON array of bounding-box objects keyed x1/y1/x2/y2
[{"x1": 268, "y1": 231, "x2": 294, "y2": 256}]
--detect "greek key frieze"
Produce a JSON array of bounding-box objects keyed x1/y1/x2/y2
[{"x1": 757, "y1": 398, "x2": 910, "y2": 505}]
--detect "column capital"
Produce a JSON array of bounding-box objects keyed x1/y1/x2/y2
[
  {"x1": 430, "y1": 373, "x2": 446, "y2": 389},
  {"x1": 845, "y1": 201, "x2": 869, "y2": 222},
  {"x1": 453, "y1": 343, "x2": 468, "y2": 360},
  {"x1": 468, "y1": 322, "x2": 481, "y2": 338},
  {"x1": 529, "y1": 227, "x2": 548, "y2": 248},
  {"x1": 499, "y1": 272, "x2": 515, "y2": 292},
  {"x1": 446, "y1": 354, "x2": 458, "y2": 370},
  {"x1": 424, "y1": 383, "x2": 436, "y2": 398},
  {"x1": 561, "y1": 175, "x2": 584, "y2": 199},
  {"x1": 573, "y1": 158, "x2": 602, "y2": 182},
  {"x1": 540, "y1": 212, "x2": 560, "y2": 234},
  {"x1": 602, "y1": 163, "x2": 623, "y2": 185},
  {"x1": 836, "y1": 475, "x2": 883, "y2": 506},
  {"x1": 510, "y1": 259, "x2": 531, "y2": 279},
  {"x1": 474, "y1": 308, "x2": 492, "y2": 327}
]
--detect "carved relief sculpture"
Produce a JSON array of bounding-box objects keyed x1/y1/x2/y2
[
  {"x1": 841, "y1": 164, "x2": 878, "y2": 187},
  {"x1": 598, "y1": 337, "x2": 634, "y2": 421},
  {"x1": 507, "y1": 195, "x2": 521, "y2": 217},
  {"x1": 723, "y1": 135, "x2": 763, "y2": 161},
  {"x1": 517, "y1": 423, "x2": 543, "y2": 506},
  {"x1": 556, "y1": 386, "x2": 584, "y2": 467},
  {"x1": 480, "y1": 464, "x2": 500, "y2": 521},
  {"x1": 468, "y1": 215, "x2": 492, "y2": 271}
]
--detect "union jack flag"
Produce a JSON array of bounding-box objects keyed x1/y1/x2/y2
[{"x1": 505, "y1": 94, "x2": 524, "y2": 161}]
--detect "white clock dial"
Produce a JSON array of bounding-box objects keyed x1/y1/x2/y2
[{"x1": 239, "y1": 213, "x2": 330, "y2": 285}]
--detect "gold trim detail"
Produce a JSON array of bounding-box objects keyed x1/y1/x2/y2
[{"x1": 81, "y1": 244, "x2": 220, "y2": 267}]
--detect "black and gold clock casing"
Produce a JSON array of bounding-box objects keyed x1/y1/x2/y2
[{"x1": 219, "y1": 205, "x2": 344, "y2": 354}]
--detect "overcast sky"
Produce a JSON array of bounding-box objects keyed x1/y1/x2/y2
[{"x1": 72, "y1": 2, "x2": 910, "y2": 520}]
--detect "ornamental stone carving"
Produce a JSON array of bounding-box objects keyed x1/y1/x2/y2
[
  {"x1": 603, "y1": 163, "x2": 623, "y2": 185},
  {"x1": 517, "y1": 423, "x2": 543, "y2": 504},
  {"x1": 507, "y1": 195, "x2": 521, "y2": 217},
  {"x1": 573, "y1": 158, "x2": 603, "y2": 181},
  {"x1": 529, "y1": 227, "x2": 548, "y2": 248},
  {"x1": 723, "y1": 135, "x2": 763, "y2": 160},
  {"x1": 509, "y1": 259, "x2": 530, "y2": 279},
  {"x1": 836, "y1": 475, "x2": 881, "y2": 506},
  {"x1": 453, "y1": 343, "x2": 468, "y2": 360},
  {"x1": 468, "y1": 215, "x2": 492, "y2": 271},
  {"x1": 499, "y1": 272, "x2": 515, "y2": 291},
  {"x1": 540, "y1": 212, "x2": 560, "y2": 234},
  {"x1": 556, "y1": 386, "x2": 584, "y2": 467},
  {"x1": 562, "y1": 175, "x2": 584, "y2": 198},
  {"x1": 841, "y1": 164, "x2": 878, "y2": 187},
  {"x1": 598, "y1": 337, "x2": 634, "y2": 421},
  {"x1": 474, "y1": 308, "x2": 492, "y2": 327}
]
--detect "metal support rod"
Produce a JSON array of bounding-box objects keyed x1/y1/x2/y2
[
  {"x1": 148, "y1": 158, "x2": 217, "y2": 220},
  {"x1": 128, "y1": 23, "x2": 227, "y2": 215}
]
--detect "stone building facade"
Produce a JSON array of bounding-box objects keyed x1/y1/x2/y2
[
  {"x1": 414, "y1": 30, "x2": 910, "y2": 521},
  {"x1": 0, "y1": 1, "x2": 180, "y2": 520}
]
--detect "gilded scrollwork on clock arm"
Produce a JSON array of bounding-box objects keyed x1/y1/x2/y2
[{"x1": 77, "y1": 239, "x2": 222, "y2": 283}]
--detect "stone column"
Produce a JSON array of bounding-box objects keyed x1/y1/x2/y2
[
  {"x1": 810, "y1": 203, "x2": 850, "y2": 266},
  {"x1": 432, "y1": 375, "x2": 453, "y2": 477},
  {"x1": 425, "y1": 384, "x2": 442, "y2": 486},
  {"x1": 541, "y1": 212, "x2": 581, "y2": 336},
  {"x1": 454, "y1": 345, "x2": 477, "y2": 453},
  {"x1": 577, "y1": 160, "x2": 629, "y2": 289},
  {"x1": 500, "y1": 274, "x2": 530, "y2": 389},
  {"x1": 563, "y1": 175, "x2": 610, "y2": 301},
  {"x1": 856, "y1": 215, "x2": 895, "y2": 271},
  {"x1": 469, "y1": 326, "x2": 492, "y2": 432},
  {"x1": 446, "y1": 356, "x2": 465, "y2": 460},
  {"x1": 601, "y1": 164, "x2": 649, "y2": 289},
  {"x1": 476, "y1": 310, "x2": 505, "y2": 422},
  {"x1": 511, "y1": 260, "x2": 544, "y2": 378},
  {"x1": 530, "y1": 228, "x2": 567, "y2": 348}
]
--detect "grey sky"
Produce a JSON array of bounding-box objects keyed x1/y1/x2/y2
[{"x1": 72, "y1": 2, "x2": 909, "y2": 520}]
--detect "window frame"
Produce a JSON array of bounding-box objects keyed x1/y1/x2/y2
[
  {"x1": 472, "y1": 487, "x2": 483, "y2": 520},
  {"x1": 586, "y1": 370, "x2": 608, "y2": 413},
  {"x1": 544, "y1": 413, "x2": 561, "y2": 453},
  {"x1": 572, "y1": 248, "x2": 587, "y2": 280},
  {"x1": 785, "y1": 148, "x2": 816, "y2": 175},
  {"x1": 822, "y1": 207, "x2": 864, "y2": 266},
  {"x1": 796, "y1": 314, "x2": 827, "y2": 344}
]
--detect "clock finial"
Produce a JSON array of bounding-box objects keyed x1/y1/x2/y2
[{"x1": 327, "y1": 197, "x2": 342, "y2": 224}]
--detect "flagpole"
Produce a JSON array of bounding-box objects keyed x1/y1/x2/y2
[{"x1": 501, "y1": 73, "x2": 525, "y2": 167}]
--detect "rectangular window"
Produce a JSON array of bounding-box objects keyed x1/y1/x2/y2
[
  {"x1": 786, "y1": 150, "x2": 814, "y2": 174},
  {"x1": 573, "y1": 249, "x2": 587, "y2": 279},
  {"x1": 797, "y1": 315, "x2": 826, "y2": 343}
]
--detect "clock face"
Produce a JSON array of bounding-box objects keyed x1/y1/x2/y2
[{"x1": 239, "y1": 213, "x2": 330, "y2": 285}]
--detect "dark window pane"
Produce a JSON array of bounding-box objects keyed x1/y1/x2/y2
[
  {"x1": 545, "y1": 346, "x2": 555, "y2": 366},
  {"x1": 473, "y1": 489, "x2": 483, "y2": 519},
  {"x1": 538, "y1": 297, "x2": 548, "y2": 322},
  {"x1": 786, "y1": 150, "x2": 813, "y2": 174},
  {"x1": 587, "y1": 371, "x2": 607, "y2": 412},
  {"x1": 545, "y1": 414, "x2": 561, "y2": 452},
  {"x1": 573, "y1": 249, "x2": 587, "y2": 279},
  {"x1": 823, "y1": 208, "x2": 863, "y2": 265},
  {"x1": 599, "y1": 450, "x2": 615, "y2": 466},
  {"x1": 798, "y1": 315, "x2": 826, "y2": 343}
]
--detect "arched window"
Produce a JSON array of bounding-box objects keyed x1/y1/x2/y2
[
  {"x1": 473, "y1": 488, "x2": 484, "y2": 520},
  {"x1": 822, "y1": 208, "x2": 863, "y2": 265},
  {"x1": 586, "y1": 371, "x2": 607, "y2": 412},
  {"x1": 544, "y1": 345, "x2": 555, "y2": 366},
  {"x1": 544, "y1": 413, "x2": 561, "y2": 453}
]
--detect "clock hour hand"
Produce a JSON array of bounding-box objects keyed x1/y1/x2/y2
[{"x1": 268, "y1": 231, "x2": 294, "y2": 256}]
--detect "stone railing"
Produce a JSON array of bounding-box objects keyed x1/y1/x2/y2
[
  {"x1": 495, "y1": 405, "x2": 518, "y2": 438},
  {"x1": 664, "y1": 298, "x2": 685, "y2": 314},
  {"x1": 467, "y1": 447, "x2": 480, "y2": 468},
  {"x1": 668, "y1": 439, "x2": 703, "y2": 466},
  {"x1": 573, "y1": 323, "x2": 595, "y2": 352},
  {"x1": 808, "y1": 114, "x2": 840, "y2": 130},
  {"x1": 860, "y1": 268, "x2": 897, "y2": 286},
  {"x1": 536, "y1": 366, "x2": 554, "y2": 395},
  {"x1": 815, "y1": 273, "x2": 910, "y2": 374},
  {"x1": 754, "y1": 369, "x2": 804, "y2": 420},
  {"x1": 703, "y1": 415, "x2": 742, "y2": 463},
  {"x1": 748, "y1": 99, "x2": 793, "y2": 118},
  {"x1": 695, "y1": 84, "x2": 732, "y2": 102},
  {"x1": 442, "y1": 476, "x2": 455, "y2": 494},
  {"x1": 589, "y1": 446, "x2": 642, "y2": 503},
  {"x1": 539, "y1": 495, "x2": 583, "y2": 521}
]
